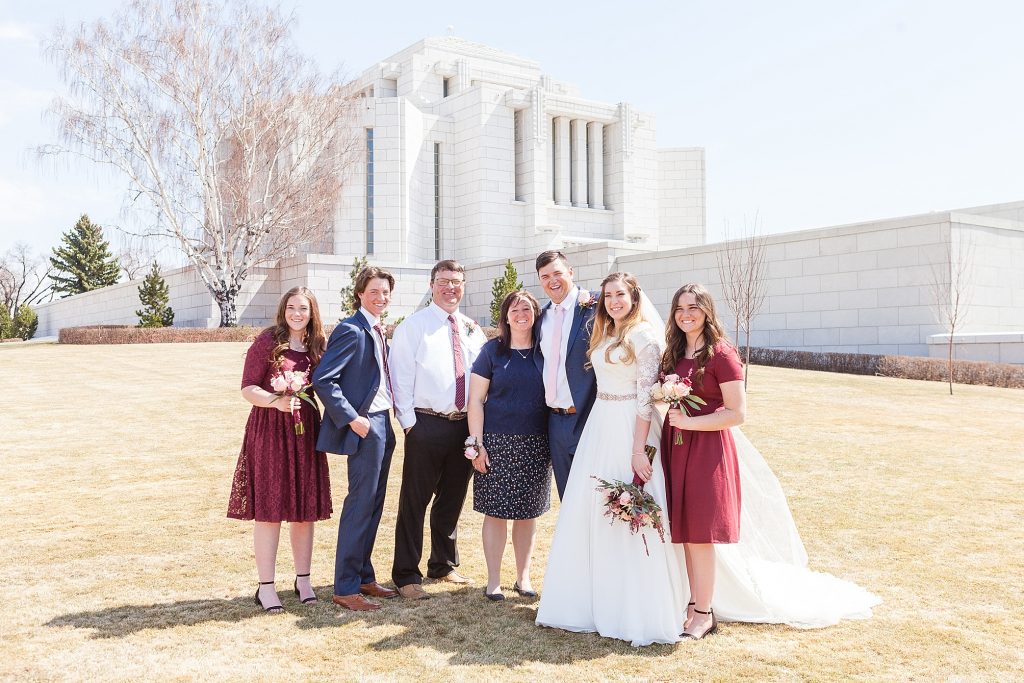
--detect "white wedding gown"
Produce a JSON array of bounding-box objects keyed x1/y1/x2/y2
[{"x1": 536, "y1": 323, "x2": 880, "y2": 646}]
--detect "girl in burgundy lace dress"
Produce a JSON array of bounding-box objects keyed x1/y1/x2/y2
[{"x1": 227, "y1": 287, "x2": 331, "y2": 612}]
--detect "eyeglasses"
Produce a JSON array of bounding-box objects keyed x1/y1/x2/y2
[{"x1": 434, "y1": 278, "x2": 464, "y2": 288}]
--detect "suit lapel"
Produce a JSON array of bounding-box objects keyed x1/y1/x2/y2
[
  {"x1": 534, "y1": 302, "x2": 551, "y2": 374},
  {"x1": 566, "y1": 301, "x2": 587, "y2": 355}
]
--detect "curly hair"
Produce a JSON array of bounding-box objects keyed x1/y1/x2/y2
[
  {"x1": 587, "y1": 272, "x2": 645, "y2": 367},
  {"x1": 661, "y1": 283, "x2": 729, "y2": 386},
  {"x1": 265, "y1": 286, "x2": 327, "y2": 369}
]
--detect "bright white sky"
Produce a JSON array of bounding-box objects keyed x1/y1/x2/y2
[{"x1": 2, "y1": 0, "x2": 1023, "y2": 259}]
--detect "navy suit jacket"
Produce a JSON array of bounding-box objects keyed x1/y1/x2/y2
[
  {"x1": 312, "y1": 312, "x2": 385, "y2": 456},
  {"x1": 536, "y1": 296, "x2": 598, "y2": 440}
]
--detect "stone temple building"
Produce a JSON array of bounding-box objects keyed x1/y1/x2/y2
[
  {"x1": 34, "y1": 38, "x2": 1024, "y2": 364},
  {"x1": 331, "y1": 36, "x2": 705, "y2": 266}
]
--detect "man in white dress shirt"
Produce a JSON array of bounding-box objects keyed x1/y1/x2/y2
[
  {"x1": 388, "y1": 259, "x2": 488, "y2": 599},
  {"x1": 535, "y1": 250, "x2": 598, "y2": 499}
]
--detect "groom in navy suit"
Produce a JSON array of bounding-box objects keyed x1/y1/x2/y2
[
  {"x1": 313, "y1": 266, "x2": 399, "y2": 611},
  {"x1": 534, "y1": 250, "x2": 598, "y2": 499}
]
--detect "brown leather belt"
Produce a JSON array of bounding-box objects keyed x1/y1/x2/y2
[
  {"x1": 550, "y1": 406, "x2": 577, "y2": 415},
  {"x1": 415, "y1": 407, "x2": 468, "y2": 421}
]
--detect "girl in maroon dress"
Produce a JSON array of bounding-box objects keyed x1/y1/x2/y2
[
  {"x1": 661, "y1": 283, "x2": 746, "y2": 640},
  {"x1": 227, "y1": 286, "x2": 331, "y2": 612}
]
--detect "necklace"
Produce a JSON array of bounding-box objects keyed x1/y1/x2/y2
[
  {"x1": 511, "y1": 346, "x2": 532, "y2": 360},
  {"x1": 289, "y1": 338, "x2": 307, "y2": 352}
]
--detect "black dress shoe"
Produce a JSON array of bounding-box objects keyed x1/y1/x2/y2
[
  {"x1": 483, "y1": 587, "x2": 505, "y2": 601},
  {"x1": 512, "y1": 582, "x2": 537, "y2": 598}
]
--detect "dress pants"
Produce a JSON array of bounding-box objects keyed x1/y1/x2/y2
[
  {"x1": 333, "y1": 411, "x2": 395, "y2": 597},
  {"x1": 391, "y1": 413, "x2": 472, "y2": 587},
  {"x1": 549, "y1": 411, "x2": 581, "y2": 500}
]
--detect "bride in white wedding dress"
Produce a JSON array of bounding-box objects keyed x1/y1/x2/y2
[{"x1": 535, "y1": 273, "x2": 880, "y2": 647}]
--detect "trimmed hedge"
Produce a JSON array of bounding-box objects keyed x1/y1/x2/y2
[
  {"x1": 747, "y1": 347, "x2": 1024, "y2": 389},
  {"x1": 59, "y1": 325, "x2": 265, "y2": 345}
]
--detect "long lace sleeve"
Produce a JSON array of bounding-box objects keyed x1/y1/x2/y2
[{"x1": 634, "y1": 327, "x2": 662, "y2": 421}]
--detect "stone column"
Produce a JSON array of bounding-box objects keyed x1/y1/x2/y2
[
  {"x1": 570, "y1": 119, "x2": 587, "y2": 207},
  {"x1": 587, "y1": 121, "x2": 605, "y2": 209},
  {"x1": 553, "y1": 116, "x2": 570, "y2": 206}
]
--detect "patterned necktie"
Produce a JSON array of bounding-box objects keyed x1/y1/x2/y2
[
  {"x1": 372, "y1": 324, "x2": 394, "y2": 398},
  {"x1": 447, "y1": 315, "x2": 466, "y2": 410},
  {"x1": 544, "y1": 305, "x2": 565, "y2": 405}
]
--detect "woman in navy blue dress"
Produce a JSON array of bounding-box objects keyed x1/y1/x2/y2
[{"x1": 467, "y1": 290, "x2": 551, "y2": 601}]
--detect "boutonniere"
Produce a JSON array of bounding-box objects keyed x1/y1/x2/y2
[
  {"x1": 463, "y1": 319, "x2": 480, "y2": 336},
  {"x1": 577, "y1": 289, "x2": 597, "y2": 309}
]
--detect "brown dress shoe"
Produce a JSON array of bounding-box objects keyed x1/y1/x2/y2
[
  {"x1": 397, "y1": 584, "x2": 431, "y2": 600},
  {"x1": 360, "y1": 582, "x2": 398, "y2": 599},
  {"x1": 431, "y1": 570, "x2": 470, "y2": 585},
  {"x1": 332, "y1": 593, "x2": 381, "y2": 611}
]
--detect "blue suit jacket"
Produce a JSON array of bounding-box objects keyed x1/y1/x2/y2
[
  {"x1": 312, "y1": 312, "x2": 385, "y2": 455},
  {"x1": 535, "y1": 296, "x2": 598, "y2": 440}
]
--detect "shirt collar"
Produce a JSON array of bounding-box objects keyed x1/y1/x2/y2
[
  {"x1": 359, "y1": 307, "x2": 381, "y2": 327},
  {"x1": 429, "y1": 301, "x2": 460, "y2": 321},
  {"x1": 553, "y1": 285, "x2": 580, "y2": 313}
]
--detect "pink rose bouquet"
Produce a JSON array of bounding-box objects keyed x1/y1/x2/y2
[
  {"x1": 649, "y1": 370, "x2": 706, "y2": 445},
  {"x1": 592, "y1": 446, "x2": 666, "y2": 556},
  {"x1": 269, "y1": 369, "x2": 317, "y2": 435}
]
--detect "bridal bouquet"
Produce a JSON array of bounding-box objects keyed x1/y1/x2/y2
[
  {"x1": 649, "y1": 371, "x2": 706, "y2": 445},
  {"x1": 270, "y1": 369, "x2": 317, "y2": 435},
  {"x1": 592, "y1": 446, "x2": 666, "y2": 556}
]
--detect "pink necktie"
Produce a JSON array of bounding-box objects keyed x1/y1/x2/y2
[
  {"x1": 447, "y1": 315, "x2": 466, "y2": 410},
  {"x1": 372, "y1": 324, "x2": 394, "y2": 398},
  {"x1": 544, "y1": 306, "x2": 565, "y2": 405}
]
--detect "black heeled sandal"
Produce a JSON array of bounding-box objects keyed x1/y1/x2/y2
[
  {"x1": 684, "y1": 601, "x2": 696, "y2": 626},
  {"x1": 293, "y1": 573, "x2": 318, "y2": 604},
  {"x1": 681, "y1": 607, "x2": 717, "y2": 640},
  {"x1": 255, "y1": 580, "x2": 284, "y2": 613}
]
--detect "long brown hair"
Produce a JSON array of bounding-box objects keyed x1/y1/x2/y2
[
  {"x1": 495, "y1": 289, "x2": 540, "y2": 354},
  {"x1": 587, "y1": 272, "x2": 644, "y2": 367},
  {"x1": 661, "y1": 283, "x2": 729, "y2": 386},
  {"x1": 265, "y1": 286, "x2": 327, "y2": 369}
]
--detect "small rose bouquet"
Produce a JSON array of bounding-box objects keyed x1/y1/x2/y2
[
  {"x1": 592, "y1": 446, "x2": 666, "y2": 556},
  {"x1": 270, "y1": 369, "x2": 317, "y2": 435},
  {"x1": 650, "y1": 371, "x2": 706, "y2": 445}
]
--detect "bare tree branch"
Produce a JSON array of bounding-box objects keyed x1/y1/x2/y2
[
  {"x1": 40, "y1": 0, "x2": 359, "y2": 325},
  {"x1": 0, "y1": 243, "x2": 54, "y2": 315},
  {"x1": 715, "y1": 215, "x2": 768, "y2": 386},
  {"x1": 928, "y1": 231, "x2": 975, "y2": 395}
]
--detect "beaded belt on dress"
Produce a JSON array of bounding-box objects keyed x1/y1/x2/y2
[{"x1": 596, "y1": 391, "x2": 637, "y2": 401}]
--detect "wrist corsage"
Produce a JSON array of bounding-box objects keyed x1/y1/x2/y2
[{"x1": 464, "y1": 436, "x2": 481, "y2": 459}]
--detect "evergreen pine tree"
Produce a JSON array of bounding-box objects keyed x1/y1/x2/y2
[
  {"x1": 489, "y1": 259, "x2": 523, "y2": 325},
  {"x1": 339, "y1": 256, "x2": 373, "y2": 318},
  {"x1": 49, "y1": 214, "x2": 121, "y2": 297},
  {"x1": 11, "y1": 304, "x2": 38, "y2": 340},
  {"x1": 0, "y1": 304, "x2": 12, "y2": 339},
  {"x1": 136, "y1": 262, "x2": 175, "y2": 327}
]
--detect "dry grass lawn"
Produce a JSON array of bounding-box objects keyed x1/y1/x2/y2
[{"x1": 1, "y1": 341, "x2": 1022, "y2": 682}]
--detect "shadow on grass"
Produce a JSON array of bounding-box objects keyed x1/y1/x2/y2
[
  {"x1": 292, "y1": 583, "x2": 680, "y2": 666},
  {"x1": 48, "y1": 582, "x2": 679, "y2": 665},
  {"x1": 45, "y1": 593, "x2": 283, "y2": 637}
]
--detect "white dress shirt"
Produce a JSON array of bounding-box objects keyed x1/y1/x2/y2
[
  {"x1": 539, "y1": 284, "x2": 580, "y2": 409},
  {"x1": 359, "y1": 307, "x2": 393, "y2": 414},
  {"x1": 388, "y1": 301, "x2": 487, "y2": 429}
]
